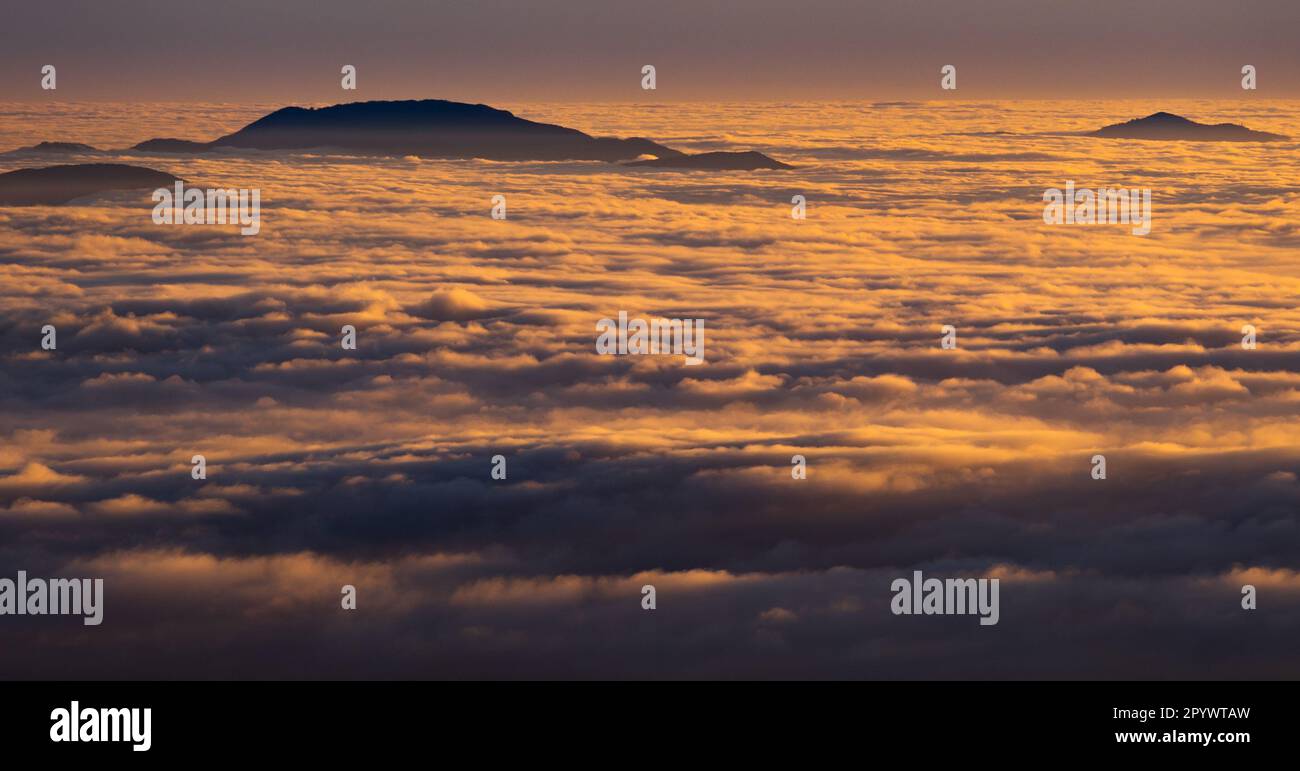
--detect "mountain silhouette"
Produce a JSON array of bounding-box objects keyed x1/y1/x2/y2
[
  {"x1": 211, "y1": 100, "x2": 685, "y2": 161},
  {"x1": 108, "y1": 99, "x2": 788, "y2": 168},
  {"x1": 1091, "y1": 112, "x2": 1287, "y2": 141},
  {"x1": 122, "y1": 99, "x2": 683, "y2": 162},
  {"x1": 4, "y1": 141, "x2": 104, "y2": 155},
  {"x1": 625, "y1": 150, "x2": 793, "y2": 170},
  {"x1": 132, "y1": 138, "x2": 212, "y2": 153},
  {"x1": 0, "y1": 163, "x2": 178, "y2": 205}
]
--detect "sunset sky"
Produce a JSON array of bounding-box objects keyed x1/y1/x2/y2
[{"x1": 4, "y1": 0, "x2": 1300, "y2": 101}]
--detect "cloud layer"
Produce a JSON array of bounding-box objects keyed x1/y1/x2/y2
[{"x1": 1, "y1": 100, "x2": 1298, "y2": 677}]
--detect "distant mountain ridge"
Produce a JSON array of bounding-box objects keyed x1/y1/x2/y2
[
  {"x1": 627, "y1": 151, "x2": 794, "y2": 170},
  {"x1": 4, "y1": 99, "x2": 787, "y2": 169},
  {"x1": 132, "y1": 138, "x2": 211, "y2": 153},
  {"x1": 1091, "y1": 112, "x2": 1287, "y2": 142},
  {"x1": 198, "y1": 100, "x2": 685, "y2": 162},
  {"x1": 4, "y1": 141, "x2": 104, "y2": 155},
  {"x1": 0, "y1": 163, "x2": 178, "y2": 205}
]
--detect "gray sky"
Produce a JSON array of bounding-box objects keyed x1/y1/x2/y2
[{"x1": 4, "y1": 0, "x2": 1300, "y2": 101}]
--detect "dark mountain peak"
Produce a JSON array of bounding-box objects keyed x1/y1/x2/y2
[
  {"x1": 1092, "y1": 112, "x2": 1287, "y2": 141},
  {"x1": 206, "y1": 98, "x2": 645, "y2": 160},
  {"x1": 128, "y1": 98, "x2": 789, "y2": 164},
  {"x1": 0, "y1": 163, "x2": 178, "y2": 205},
  {"x1": 5, "y1": 141, "x2": 104, "y2": 155},
  {"x1": 64, "y1": 98, "x2": 787, "y2": 167},
  {"x1": 241, "y1": 99, "x2": 548, "y2": 132},
  {"x1": 626, "y1": 150, "x2": 794, "y2": 170},
  {"x1": 131, "y1": 137, "x2": 213, "y2": 153}
]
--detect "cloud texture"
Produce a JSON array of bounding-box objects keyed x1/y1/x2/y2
[{"x1": 1, "y1": 100, "x2": 1298, "y2": 678}]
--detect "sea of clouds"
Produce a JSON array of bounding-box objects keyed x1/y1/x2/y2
[{"x1": 0, "y1": 100, "x2": 1298, "y2": 677}]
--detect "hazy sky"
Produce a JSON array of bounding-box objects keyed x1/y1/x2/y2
[{"x1": 4, "y1": 0, "x2": 1300, "y2": 101}]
